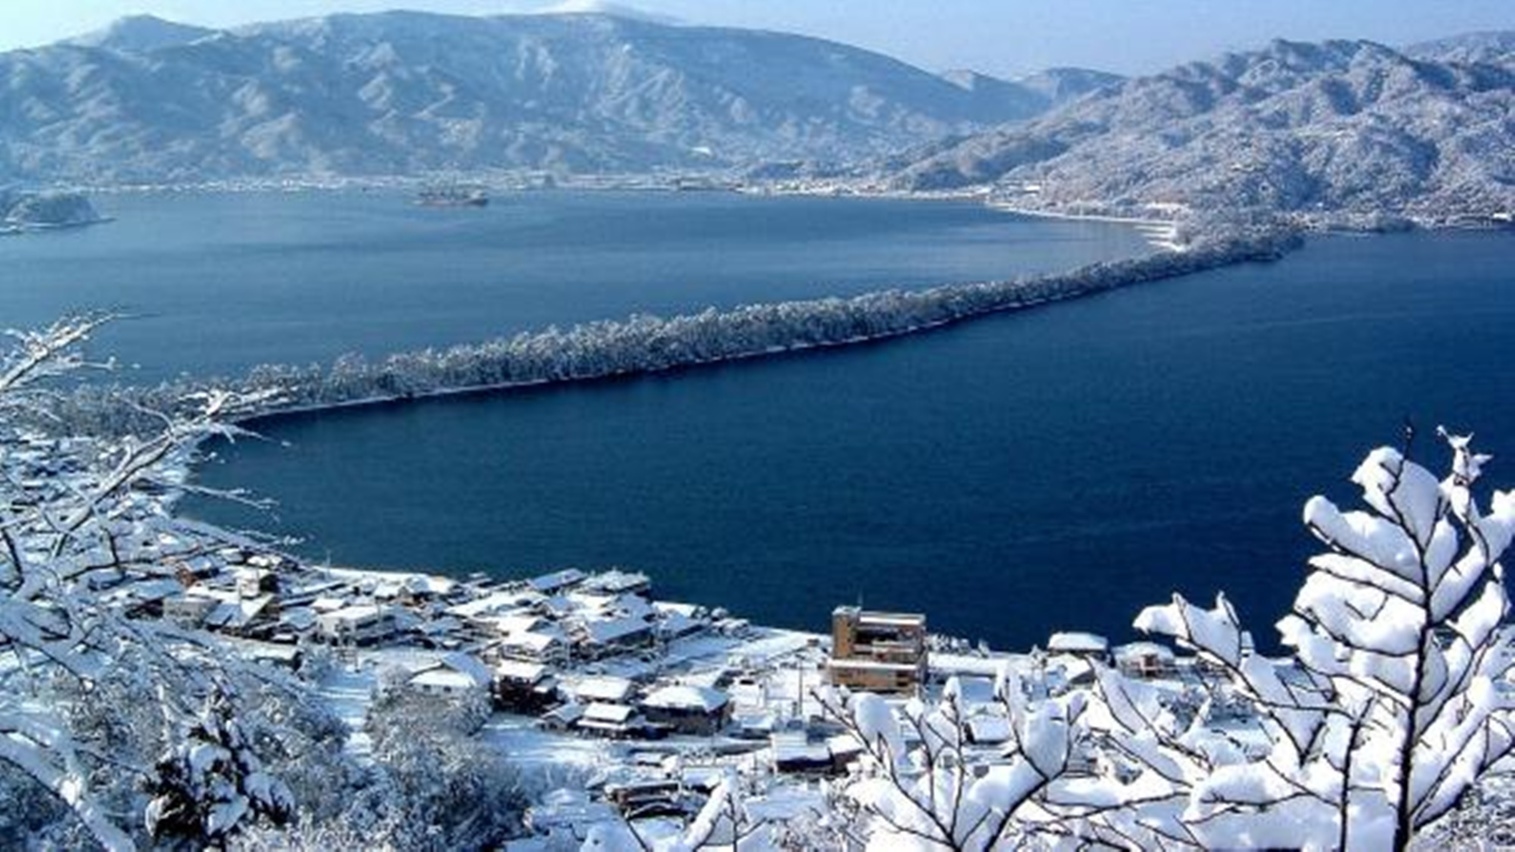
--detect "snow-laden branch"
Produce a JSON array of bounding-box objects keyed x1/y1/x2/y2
[
  {"x1": 1, "y1": 320, "x2": 296, "y2": 848},
  {"x1": 1117, "y1": 431, "x2": 1515, "y2": 851}
]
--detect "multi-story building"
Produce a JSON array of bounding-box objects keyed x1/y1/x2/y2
[{"x1": 826, "y1": 606, "x2": 928, "y2": 695}]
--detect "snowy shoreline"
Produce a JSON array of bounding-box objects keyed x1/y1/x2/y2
[{"x1": 982, "y1": 201, "x2": 1184, "y2": 250}]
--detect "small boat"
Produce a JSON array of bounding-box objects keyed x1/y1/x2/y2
[{"x1": 416, "y1": 184, "x2": 489, "y2": 207}]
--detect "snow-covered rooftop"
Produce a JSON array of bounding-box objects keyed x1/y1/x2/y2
[
  {"x1": 1114, "y1": 641, "x2": 1176, "y2": 662},
  {"x1": 582, "y1": 702, "x2": 636, "y2": 724},
  {"x1": 441, "y1": 651, "x2": 493, "y2": 687},
  {"x1": 410, "y1": 668, "x2": 483, "y2": 692},
  {"x1": 318, "y1": 604, "x2": 389, "y2": 623},
  {"x1": 580, "y1": 616, "x2": 652, "y2": 646},
  {"x1": 1047, "y1": 631, "x2": 1109, "y2": 654},
  {"x1": 642, "y1": 684, "x2": 728, "y2": 713},
  {"x1": 529, "y1": 568, "x2": 588, "y2": 593},
  {"x1": 573, "y1": 676, "x2": 635, "y2": 704},
  {"x1": 496, "y1": 660, "x2": 550, "y2": 683},
  {"x1": 447, "y1": 589, "x2": 541, "y2": 619}
]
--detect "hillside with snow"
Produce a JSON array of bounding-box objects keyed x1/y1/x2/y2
[
  {"x1": 0, "y1": 11, "x2": 1113, "y2": 184},
  {"x1": 888, "y1": 38, "x2": 1515, "y2": 226}
]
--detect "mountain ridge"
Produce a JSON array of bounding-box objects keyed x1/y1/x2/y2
[
  {"x1": 887, "y1": 37, "x2": 1515, "y2": 225},
  {"x1": 0, "y1": 10, "x2": 1112, "y2": 185}
]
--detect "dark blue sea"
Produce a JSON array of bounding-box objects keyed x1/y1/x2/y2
[
  {"x1": 2, "y1": 189, "x2": 1145, "y2": 382},
  {"x1": 9, "y1": 191, "x2": 1514, "y2": 651}
]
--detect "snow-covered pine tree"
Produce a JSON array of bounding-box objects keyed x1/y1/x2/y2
[{"x1": 145, "y1": 686, "x2": 293, "y2": 844}]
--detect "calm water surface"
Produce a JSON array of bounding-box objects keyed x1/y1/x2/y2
[
  {"x1": 2, "y1": 189, "x2": 1146, "y2": 382},
  {"x1": 187, "y1": 226, "x2": 1515, "y2": 652}
]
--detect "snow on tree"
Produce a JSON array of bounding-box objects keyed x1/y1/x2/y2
[
  {"x1": 822, "y1": 432, "x2": 1515, "y2": 851},
  {"x1": 351, "y1": 686, "x2": 528, "y2": 849},
  {"x1": 577, "y1": 766, "x2": 848, "y2": 852},
  {"x1": 816, "y1": 673, "x2": 1091, "y2": 851},
  {"x1": 1083, "y1": 429, "x2": 1515, "y2": 850},
  {"x1": 0, "y1": 317, "x2": 291, "y2": 849},
  {"x1": 145, "y1": 685, "x2": 294, "y2": 844}
]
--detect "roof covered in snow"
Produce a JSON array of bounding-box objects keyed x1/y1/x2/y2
[
  {"x1": 642, "y1": 685, "x2": 729, "y2": 713},
  {"x1": 573, "y1": 676, "x2": 635, "y2": 704},
  {"x1": 1048, "y1": 631, "x2": 1110, "y2": 654},
  {"x1": 410, "y1": 668, "x2": 485, "y2": 692},
  {"x1": 1114, "y1": 641, "x2": 1176, "y2": 662}
]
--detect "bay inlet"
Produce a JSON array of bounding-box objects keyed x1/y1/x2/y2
[{"x1": 166, "y1": 198, "x2": 1515, "y2": 650}]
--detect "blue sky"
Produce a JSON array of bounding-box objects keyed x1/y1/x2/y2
[{"x1": 6, "y1": 1, "x2": 1512, "y2": 76}]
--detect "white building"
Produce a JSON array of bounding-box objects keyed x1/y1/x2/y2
[{"x1": 316, "y1": 604, "x2": 398, "y2": 644}]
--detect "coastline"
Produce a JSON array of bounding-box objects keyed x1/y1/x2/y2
[{"x1": 983, "y1": 201, "x2": 1185, "y2": 250}]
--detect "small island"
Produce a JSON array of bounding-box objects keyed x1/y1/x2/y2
[{"x1": 1, "y1": 188, "x2": 107, "y2": 233}]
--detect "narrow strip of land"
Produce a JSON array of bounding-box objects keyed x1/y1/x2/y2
[{"x1": 58, "y1": 227, "x2": 1300, "y2": 434}]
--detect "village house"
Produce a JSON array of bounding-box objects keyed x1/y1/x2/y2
[
  {"x1": 247, "y1": 644, "x2": 303, "y2": 671},
  {"x1": 501, "y1": 628, "x2": 571, "y2": 665},
  {"x1": 203, "y1": 593, "x2": 279, "y2": 638},
  {"x1": 576, "y1": 702, "x2": 649, "y2": 739},
  {"x1": 572, "y1": 614, "x2": 656, "y2": 659},
  {"x1": 409, "y1": 663, "x2": 491, "y2": 701},
  {"x1": 163, "y1": 593, "x2": 218, "y2": 628},
  {"x1": 1047, "y1": 631, "x2": 1111, "y2": 663},
  {"x1": 653, "y1": 601, "x2": 709, "y2": 640},
  {"x1": 580, "y1": 569, "x2": 652, "y2": 597},
  {"x1": 447, "y1": 589, "x2": 544, "y2": 624},
  {"x1": 162, "y1": 588, "x2": 279, "y2": 638},
  {"x1": 602, "y1": 779, "x2": 687, "y2": 820},
  {"x1": 104, "y1": 577, "x2": 184, "y2": 620},
  {"x1": 494, "y1": 659, "x2": 558, "y2": 713},
  {"x1": 639, "y1": 684, "x2": 732, "y2": 736},
  {"x1": 541, "y1": 702, "x2": 586, "y2": 732},
  {"x1": 825, "y1": 606, "x2": 929, "y2": 695},
  {"x1": 569, "y1": 675, "x2": 636, "y2": 706},
  {"x1": 403, "y1": 652, "x2": 493, "y2": 702},
  {"x1": 1113, "y1": 641, "x2": 1178, "y2": 679},
  {"x1": 770, "y1": 730, "x2": 833, "y2": 775},
  {"x1": 236, "y1": 567, "x2": 280, "y2": 598},
  {"x1": 529, "y1": 568, "x2": 588, "y2": 595},
  {"x1": 316, "y1": 604, "x2": 399, "y2": 645}
]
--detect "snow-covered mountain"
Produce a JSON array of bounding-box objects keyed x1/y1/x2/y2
[
  {"x1": 0, "y1": 11, "x2": 1089, "y2": 184},
  {"x1": 939, "y1": 67, "x2": 1120, "y2": 120},
  {"x1": 889, "y1": 38, "x2": 1515, "y2": 224},
  {"x1": 1406, "y1": 30, "x2": 1515, "y2": 67},
  {"x1": 69, "y1": 14, "x2": 217, "y2": 53}
]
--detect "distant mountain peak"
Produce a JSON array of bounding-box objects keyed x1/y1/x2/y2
[
  {"x1": 1405, "y1": 29, "x2": 1515, "y2": 66},
  {"x1": 1011, "y1": 67, "x2": 1123, "y2": 102},
  {"x1": 538, "y1": 1, "x2": 683, "y2": 26},
  {"x1": 940, "y1": 69, "x2": 998, "y2": 90},
  {"x1": 71, "y1": 14, "x2": 216, "y2": 53}
]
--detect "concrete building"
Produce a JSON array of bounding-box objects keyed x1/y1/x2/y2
[{"x1": 826, "y1": 606, "x2": 928, "y2": 695}]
